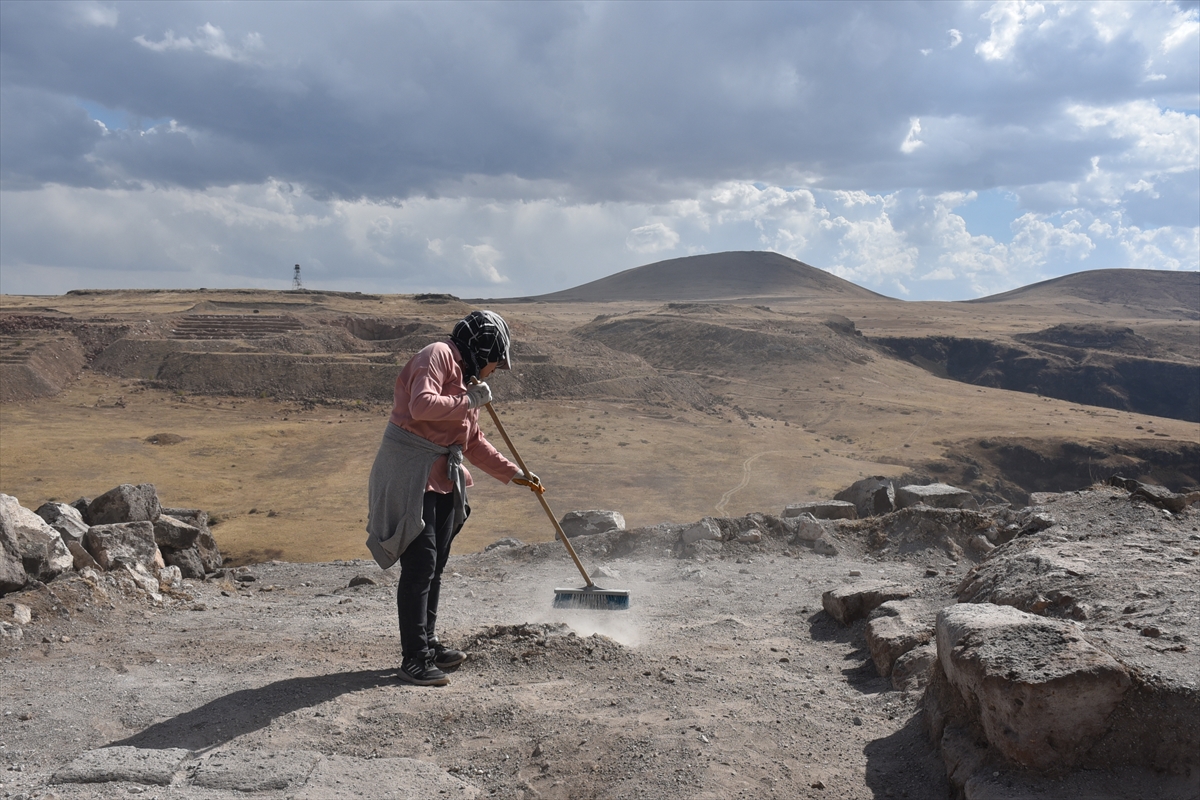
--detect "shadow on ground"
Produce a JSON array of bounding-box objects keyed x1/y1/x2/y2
[
  {"x1": 863, "y1": 712, "x2": 951, "y2": 799},
  {"x1": 110, "y1": 669, "x2": 396, "y2": 752}
]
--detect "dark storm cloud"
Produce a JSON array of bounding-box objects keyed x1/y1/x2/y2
[{"x1": 2, "y1": 1, "x2": 1193, "y2": 203}]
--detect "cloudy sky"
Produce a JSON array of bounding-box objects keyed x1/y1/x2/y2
[{"x1": 1, "y1": 1, "x2": 1197, "y2": 300}]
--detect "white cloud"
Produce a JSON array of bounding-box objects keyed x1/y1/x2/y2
[
  {"x1": 134, "y1": 23, "x2": 263, "y2": 62},
  {"x1": 625, "y1": 222, "x2": 680, "y2": 254},
  {"x1": 976, "y1": 0, "x2": 1045, "y2": 61},
  {"x1": 947, "y1": 28, "x2": 963, "y2": 48},
  {"x1": 900, "y1": 117, "x2": 924, "y2": 154},
  {"x1": 1161, "y1": 7, "x2": 1199, "y2": 51},
  {"x1": 75, "y1": 2, "x2": 117, "y2": 28},
  {"x1": 462, "y1": 244, "x2": 507, "y2": 284}
]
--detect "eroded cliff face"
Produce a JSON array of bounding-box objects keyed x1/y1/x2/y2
[{"x1": 874, "y1": 333, "x2": 1200, "y2": 423}]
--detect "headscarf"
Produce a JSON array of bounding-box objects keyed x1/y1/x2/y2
[{"x1": 450, "y1": 310, "x2": 512, "y2": 381}]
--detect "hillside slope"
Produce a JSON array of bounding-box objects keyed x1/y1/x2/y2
[{"x1": 492, "y1": 251, "x2": 890, "y2": 303}]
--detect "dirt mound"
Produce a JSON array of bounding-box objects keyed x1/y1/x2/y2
[
  {"x1": 463, "y1": 623, "x2": 638, "y2": 679},
  {"x1": 970, "y1": 268, "x2": 1200, "y2": 318},
  {"x1": 491, "y1": 251, "x2": 889, "y2": 303}
]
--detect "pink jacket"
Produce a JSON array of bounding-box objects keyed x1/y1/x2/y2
[{"x1": 390, "y1": 340, "x2": 519, "y2": 493}]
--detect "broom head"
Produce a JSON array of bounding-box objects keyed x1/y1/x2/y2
[{"x1": 553, "y1": 586, "x2": 631, "y2": 611}]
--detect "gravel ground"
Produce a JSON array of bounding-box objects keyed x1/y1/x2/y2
[{"x1": 1, "y1": 528, "x2": 958, "y2": 800}]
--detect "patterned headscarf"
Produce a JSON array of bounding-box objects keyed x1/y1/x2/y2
[{"x1": 450, "y1": 310, "x2": 512, "y2": 381}]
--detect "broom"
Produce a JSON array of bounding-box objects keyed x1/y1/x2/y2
[{"x1": 475, "y1": 389, "x2": 630, "y2": 611}]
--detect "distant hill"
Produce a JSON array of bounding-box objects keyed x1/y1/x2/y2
[
  {"x1": 970, "y1": 268, "x2": 1199, "y2": 316},
  {"x1": 485, "y1": 251, "x2": 890, "y2": 303}
]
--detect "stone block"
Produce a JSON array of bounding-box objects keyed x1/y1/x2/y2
[
  {"x1": 1, "y1": 493, "x2": 73, "y2": 582},
  {"x1": 35, "y1": 502, "x2": 90, "y2": 543},
  {"x1": 67, "y1": 540, "x2": 100, "y2": 571},
  {"x1": 163, "y1": 547, "x2": 206, "y2": 579},
  {"x1": 936, "y1": 603, "x2": 1131, "y2": 772},
  {"x1": 864, "y1": 599, "x2": 935, "y2": 677},
  {"x1": 296, "y1": 754, "x2": 481, "y2": 799},
  {"x1": 51, "y1": 746, "x2": 192, "y2": 786},
  {"x1": 788, "y1": 512, "x2": 826, "y2": 542},
  {"x1": 891, "y1": 642, "x2": 937, "y2": 691},
  {"x1": 196, "y1": 527, "x2": 224, "y2": 572},
  {"x1": 821, "y1": 581, "x2": 913, "y2": 625},
  {"x1": 88, "y1": 483, "x2": 161, "y2": 525},
  {"x1": 896, "y1": 483, "x2": 979, "y2": 511},
  {"x1": 154, "y1": 515, "x2": 201, "y2": 551},
  {"x1": 835, "y1": 477, "x2": 895, "y2": 518},
  {"x1": 85, "y1": 521, "x2": 158, "y2": 571},
  {"x1": 559, "y1": 509, "x2": 625, "y2": 538},
  {"x1": 193, "y1": 750, "x2": 321, "y2": 792},
  {"x1": 680, "y1": 518, "x2": 722, "y2": 545},
  {"x1": 1, "y1": 509, "x2": 27, "y2": 595},
  {"x1": 783, "y1": 500, "x2": 857, "y2": 520}
]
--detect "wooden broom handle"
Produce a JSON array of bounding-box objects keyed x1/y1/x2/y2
[{"x1": 474, "y1": 390, "x2": 595, "y2": 588}]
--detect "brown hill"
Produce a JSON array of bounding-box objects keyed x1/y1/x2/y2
[
  {"x1": 487, "y1": 251, "x2": 890, "y2": 303},
  {"x1": 970, "y1": 268, "x2": 1199, "y2": 317}
]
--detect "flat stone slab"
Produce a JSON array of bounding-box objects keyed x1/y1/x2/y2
[
  {"x1": 295, "y1": 754, "x2": 480, "y2": 799},
  {"x1": 193, "y1": 748, "x2": 321, "y2": 791},
  {"x1": 51, "y1": 746, "x2": 192, "y2": 786},
  {"x1": 897, "y1": 483, "x2": 978, "y2": 510},
  {"x1": 783, "y1": 500, "x2": 857, "y2": 520},
  {"x1": 822, "y1": 581, "x2": 913, "y2": 625}
]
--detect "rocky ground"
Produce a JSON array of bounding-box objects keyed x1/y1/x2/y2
[{"x1": 2, "y1": 483, "x2": 1198, "y2": 800}]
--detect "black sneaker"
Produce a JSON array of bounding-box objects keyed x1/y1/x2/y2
[
  {"x1": 396, "y1": 656, "x2": 450, "y2": 686},
  {"x1": 431, "y1": 639, "x2": 467, "y2": 669}
]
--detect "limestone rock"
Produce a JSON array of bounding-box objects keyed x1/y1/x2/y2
[
  {"x1": 834, "y1": 476, "x2": 895, "y2": 518},
  {"x1": 1, "y1": 493, "x2": 73, "y2": 582},
  {"x1": 783, "y1": 500, "x2": 858, "y2": 520},
  {"x1": 896, "y1": 483, "x2": 979, "y2": 511},
  {"x1": 788, "y1": 512, "x2": 826, "y2": 543},
  {"x1": 67, "y1": 540, "x2": 100, "y2": 571},
  {"x1": 9, "y1": 602, "x2": 32, "y2": 625},
  {"x1": 736, "y1": 530, "x2": 762, "y2": 544},
  {"x1": 891, "y1": 642, "x2": 936, "y2": 691},
  {"x1": 153, "y1": 515, "x2": 201, "y2": 551},
  {"x1": 35, "y1": 502, "x2": 90, "y2": 543},
  {"x1": 680, "y1": 518, "x2": 722, "y2": 545},
  {"x1": 559, "y1": 510, "x2": 625, "y2": 538},
  {"x1": 864, "y1": 599, "x2": 936, "y2": 677},
  {"x1": 159, "y1": 565, "x2": 183, "y2": 589},
  {"x1": 119, "y1": 562, "x2": 163, "y2": 601},
  {"x1": 1, "y1": 507, "x2": 27, "y2": 595},
  {"x1": 936, "y1": 603, "x2": 1131, "y2": 772},
  {"x1": 88, "y1": 483, "x2": 161, "y2": 525},
  {"x1": 163, "y1": 547, "x2": 206, "y2": 579},
  {"x1": 52, "y1": 746, "x2": 192, "y2": 785},
  {"x1": 821, "y1": 581, "x2": 913, "y2": 625},
  {"x1": 85, "y1": 521, "x2": 158, "y2": 571},
  {"x1": 196, "y1": 527, "x2": 224, "y2": 573}
]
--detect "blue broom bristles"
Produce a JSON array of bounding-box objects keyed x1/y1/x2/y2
[{"x1": 552, "y1": 586, "x2": 631, "y2": 611}]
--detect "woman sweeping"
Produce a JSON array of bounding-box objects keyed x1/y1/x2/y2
[{"x1": 366, "y1": 310, "x2": 539, "y2": 686}]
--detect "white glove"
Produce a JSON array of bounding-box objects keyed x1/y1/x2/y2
[{"x1": 466, "y1": 381, "x2": 493, "y2": 409}]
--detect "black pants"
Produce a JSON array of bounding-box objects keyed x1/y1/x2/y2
[{"x1": 397, "y1": 491, "x2": 458, "y2": 659}]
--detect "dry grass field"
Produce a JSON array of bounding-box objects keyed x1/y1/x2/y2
[{"x1": 2, "y1": 257, "x2": 1197, "y2": 565}]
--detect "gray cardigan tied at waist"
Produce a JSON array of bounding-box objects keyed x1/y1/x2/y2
[{"x1": 365, "y1": 422, "x2": 468, "y2": 569}]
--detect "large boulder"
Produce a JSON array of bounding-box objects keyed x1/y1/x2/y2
[
  {"x1": 783, "y1": 500, "x2": 857, "y2": 520},
  {"x1": 935, "y1": 603, "x2": 1131, "y2": 772},
  {"x1": 834, "y1": 477, "x2": 895, "y2": 518},
  {"x1": 1, "y1": 505, "x2": 28, "y2": 595},
  {"x1": 680, "y1": 518, "x2": 722, "y2": 545},
  {"x1": 896, "y1": 483, "x2": 979, "y2": 511},
  {"x1": 153, "y1": 516, "x2": 201, "y2": 551},
  {"x1": 787, "y1": 512, "x2": 826, "y2": 543},
  {"x1": 559, "y1": 510, "x2": 625, "y2": 538},
  {"x1": 85, "y1": 522, "x2": 159, "y2": 571},
  {"x1": 35, "y1": 502, "x2": 90, "y2": 543},
  {"x1": 821, "y1": 581, "x2": 913, "y2": 625},
  {"x1": 0, "y1": 494, "x2": 73, "y2": 582},
  {"x1": 88, "y1": 484, "x2": 161, "y2": 525},
  {"x1": 162, "y1": 547, "x2": 206, "y2": 579}
]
